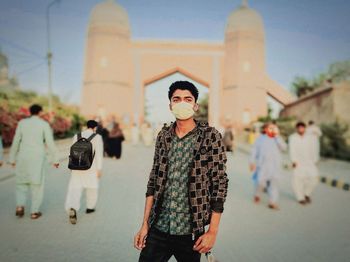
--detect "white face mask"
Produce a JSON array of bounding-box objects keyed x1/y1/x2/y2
[{"x1": 171, "y1": 101, "x2": 195, "y2": 120}]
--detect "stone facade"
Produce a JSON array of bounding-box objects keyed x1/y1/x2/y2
[
  {"x1": 81, "y1": 0, "x2": 294, "y2": 128},
  {"x1": 280, "y1": 81, "x2": 350, "y2": 129}
]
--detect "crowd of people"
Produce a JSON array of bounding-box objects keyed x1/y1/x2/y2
[{"x1": 2, "y1": 80, "x2": 323, "y2": 262}]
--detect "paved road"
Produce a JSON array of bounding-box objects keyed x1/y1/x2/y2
[{"x1": 0, "y1": 144, "x2": 349, "y2": 262}]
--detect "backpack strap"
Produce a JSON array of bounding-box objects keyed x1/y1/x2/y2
[
  {"x1": 87, "y1": 133, "x2": 97, "y2": 142},
  {"x1": 77, "y1": 132, "x2": 82, "y2": 140}
]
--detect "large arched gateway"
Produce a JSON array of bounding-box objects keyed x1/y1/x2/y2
[{"x1": 81, "y1": 0, "x2": 294, "y2": 129}]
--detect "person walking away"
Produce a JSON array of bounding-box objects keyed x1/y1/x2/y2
[
  {"x1": 134, "y1": 81, "x2": 229, "y2": 262},
  {"x1": 106, "y1": 122, "x2": 124, "y2": 159},
  {"x1": 131, "y1": 123, "x2": 140, "y2": 145},
  {"x1": 249, "y1": 122, "x2": 287, "y2": 210},
  {"x1": 223, "y1": 126, "x2": 234, "y2": 153},
  {"x1": 9, "y1": 104, "x2": 59, "y2": 219},
  {"x1": 96, "y1": 120, "x2": 109, "y2": 156},
  {"x1": 289, "y1": 122, "x2": 319, "y2": 205},
  {"x1": 65, "y1": 120, "x2": 104, "y2": 224}
]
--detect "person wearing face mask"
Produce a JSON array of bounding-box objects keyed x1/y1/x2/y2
[
  {"x1": 9, "y1": 104, "x2": 59, "y2": 219},
  {"x1": 249, "y1": 122, "x2": 287, "y2": 210},
  {"x1": 134, "y1": 81, "x2": 229, "y2": 262},
  {"x1": 289, "y1": 122, "x2": 319, "y2": 205}
]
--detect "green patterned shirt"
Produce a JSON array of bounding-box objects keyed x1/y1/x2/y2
[{"x1": 154, "y1": 126, "x2": 198, "y2": 235}]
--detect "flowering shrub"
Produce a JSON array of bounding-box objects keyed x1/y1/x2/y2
[
  {"x1": 0, "y1": 89, "x2": 85, "y2": 146},
  {"x1": 0, "y1": 106, "x2": 79, "y2": 146}
]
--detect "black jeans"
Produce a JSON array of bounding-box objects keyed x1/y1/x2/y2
[{"x1": 139, "y1": 227, "x2": 201, "y2": 262}]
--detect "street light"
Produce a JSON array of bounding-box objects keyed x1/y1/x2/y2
[{"x1": 46, "y1": 0, "x2": 60, "y2": 114}]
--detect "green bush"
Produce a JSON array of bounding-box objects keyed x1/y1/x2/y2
[{"x1": 320, "y1": 121, "x2": 350, "y2": 161}]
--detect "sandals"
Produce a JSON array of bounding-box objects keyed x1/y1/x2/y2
[
  {"x1": 69, "y1": 208, "x2": 77, "y2": 225},
  {"x1": 15, "y1": 206, "x2": 25, "y2": 218},
  {"x1": 30, "y1": 212, "x2": 42, "y2": 219},
  {"x1": 268, "y1": 204, "x2": 280, "y2": 210}
]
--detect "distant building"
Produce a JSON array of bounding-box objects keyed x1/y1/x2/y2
[
  {"x1": 81, "y1": 0, "x2": 294, "y2": 128},
  {"x1": 280, "y1": 81, "x2": 350, "y2": 130},
  {"x1": 0, "y1": 49, "x2": 19, "y2": 92}
]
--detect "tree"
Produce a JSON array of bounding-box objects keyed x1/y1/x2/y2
[
  {"x1": 328, "y1": 60, "x2": 350, "y2": 82},
  {"x1": 291, "y1": 59, "x2": 350, "y2": 97},
  {"x1": 321, "y1": 121, "x2": 350, "y2": 161},
  {"x1": 291, "y1": 76, "x2": 314, "y2": 97}
]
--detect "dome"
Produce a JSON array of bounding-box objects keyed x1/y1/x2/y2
[
  {"x1": 89, "y1": 0, "x2": 130, "y2": 29},
  {"x1": 226, "y1": 1, "x2": 264, "y2": 34}
]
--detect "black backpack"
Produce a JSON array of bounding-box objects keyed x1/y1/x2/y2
[{"x1": 68, "y1": 133, "x2": 97, "y2": 170}]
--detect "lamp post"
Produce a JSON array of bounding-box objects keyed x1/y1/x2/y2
[{"x1": 46, "y1": 0, "x2": 60, "y2": 113}]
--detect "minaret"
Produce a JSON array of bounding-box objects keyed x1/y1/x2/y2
[
  {"x1": 81, "y1": 0, "x2": 133, "y2": 122},
  {"x1": 222, "y1": 0, "x2": 267, "y2": 126}
]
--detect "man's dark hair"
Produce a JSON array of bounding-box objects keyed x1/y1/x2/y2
[
  {"x1": 308, "y1": 120, "x2": 314, "y2": 125},
  {"x1": 87, "y1": 120, "x2": 98, "y2": 129},
  {"x1": 29, "y1": 104, "x2": 43, "y2": 115},
  {"x1": 296, "y1": 121, "x2": 306, "y2": 128},
  {"x1": 168, "y1": 81, "x2": 199, "y2": 102}
]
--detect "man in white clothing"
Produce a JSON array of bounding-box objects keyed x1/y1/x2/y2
[
  {"x1": 65, "y1": 120, "x2": 104, "y2": 224},
  {"x1": 289, "y1": 122, "x2": 319, "y2": 205},
  {"x1": 306, "y1": 120, "x2": 322, "y2": 160}
]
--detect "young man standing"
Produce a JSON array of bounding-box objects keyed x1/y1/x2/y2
[
  {"x1": 9, "y1": 104, "x2": 59, "y2": 219},
  {"x1": 289, "y1": 122, "x2": 319, "y2": 205},
  {"x1": 250, "y1": 122, "x2": 287, "y2": 210},
  {"x1": 65, "y1": 120, "x2": 104, "y2": 224},
  {"x1": 134, "y1": 81, "x2": 229, "y2": 262}
]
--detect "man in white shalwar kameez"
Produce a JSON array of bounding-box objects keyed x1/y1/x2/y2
[
  {"x1": 65, "y1": 120, "x2": 104, "y2": 224},
  {"x1": 289, "y1": 122, "x2": 319, "y2": 205},
  {"x1": 250, "y1": 123, "x2": 287, "y2": 210},
  {"x1": 306, "y1": 120, "x2": 322, "y2": 159},
  {"x1": 9, "y1": 104, "x2": 59, "y2": 219}
]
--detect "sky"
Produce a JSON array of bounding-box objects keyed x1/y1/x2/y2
[{"x1": 0, "y1": 0, "x2": 349, "y2": 120}]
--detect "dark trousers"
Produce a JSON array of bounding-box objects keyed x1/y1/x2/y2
[{"x1": 139, "y1": 227, "x2": 201, "y2": 262}]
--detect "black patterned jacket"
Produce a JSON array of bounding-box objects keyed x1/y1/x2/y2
[{"x1": 146, "y1": 121, "x2": 229, "y2": 237}]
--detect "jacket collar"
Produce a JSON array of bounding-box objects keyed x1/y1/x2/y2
[{"x1": 163, "y1": 120, "x2": 209, "y2": 155}]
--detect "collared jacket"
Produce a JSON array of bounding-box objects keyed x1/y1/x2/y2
[{"x1": 146, "y1": 121, "x2": 229, "y2": 237}]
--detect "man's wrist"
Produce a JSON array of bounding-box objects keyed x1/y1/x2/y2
[{"x1": 207, "y1": 227, "x2": 218, "y2": 235}]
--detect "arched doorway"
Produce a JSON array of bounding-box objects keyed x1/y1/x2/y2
[{"x1": 143, "y1": 68, "x2": 209, "y2": 126}]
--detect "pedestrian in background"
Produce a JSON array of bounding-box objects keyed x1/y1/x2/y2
[
  {"x1": 250, "y1": 122, "x2": 287, "y2": 210},
  {"x1": 65, "y1": 120, "x2": 104, "y2": 224},
  {"x1": 9, "y1": 104, "x2": 59, "y2": 219},
  {"x1": 289, "y1": 122, "x2": 319, "y2": 205},
  {"x1": 306, "y1": 120, "x2": 322, "y2": 159},
  {"x1": 223, "y1": 125, "x2": 234, "y2": 153},
  {"x1": 106, "y1": 122, "x2": 124, "y2": 159},
  {"x1": 96, "y1": 120, "x2": 109, "y2": 156}
]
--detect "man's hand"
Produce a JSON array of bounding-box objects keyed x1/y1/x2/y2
[
  {"x1": 53, "y1": 163, "x2": 59, "y2": 168},
  {"x1": 9, "y1": 162, "x2": 16, "y2": 168},
  {"x1": 134, "y1": 223, "x2": 149, "y2": 250},
  {"x1": 249, "y1": 163, "x2": 256, "y2": 172},
  {"x1": 97, "y1": 170, "x2": 102, "y2": 179},
  {"x1": 193, "y1": 230, "x2": 217, "y2": 254},
  {"x1": 292, "y1": 162, "x2": 297, "y2": 168}
]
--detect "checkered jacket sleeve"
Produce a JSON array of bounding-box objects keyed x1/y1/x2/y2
[
  {"x1": 145, "y1": 131, "x2": 162, "y2": 197},
  {"x1": 209, "y1": 129, "x2": 229, "y2": 213}
]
